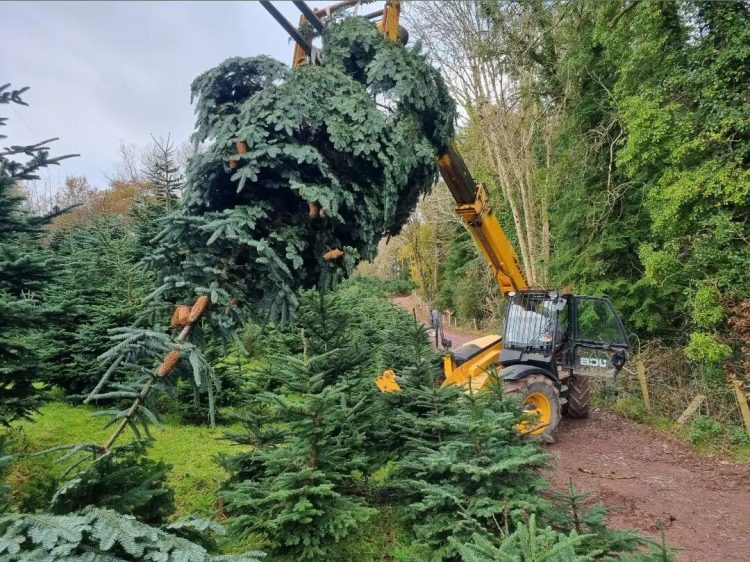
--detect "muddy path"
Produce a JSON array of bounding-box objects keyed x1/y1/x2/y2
[{"x1": 391, "y1": 294, "x2": 750, "y2": 561}]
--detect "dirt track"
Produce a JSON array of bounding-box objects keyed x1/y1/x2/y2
[
  {"x1": 550, "y1": 412, "x2": 750, "y2": 561},
  {"x1": 392, "y1": 295, "x2": 750, "y2": 561}
]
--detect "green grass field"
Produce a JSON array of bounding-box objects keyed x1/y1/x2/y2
[
  {"x1": 7, "y1": 401, "x2": 245, "y2": 518},
  {"x1": 6, "y1": 401, "x2": 410, "y2": 560}
]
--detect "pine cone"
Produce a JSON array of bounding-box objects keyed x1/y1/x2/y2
[
  {"x1": 157, "y1": 350, "x2": 181, "y2": 377},
  {"x1": 228, "y1": 141, "x2": 248, "y2": 170},
  {"x1": 189, "y1": 295, "x2": 210, "y2": 322},
  {"x1": 308, "y1": 202, "x2": 321, "y2": 218},
  {"x1": 170, "y1": 305, "x2": 191, "y2": 328},
  {"x1": 323, "y1": 248, "x2": 344, "y2": 261}
]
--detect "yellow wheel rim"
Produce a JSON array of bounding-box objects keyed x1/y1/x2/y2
[{"x1": 518, "y1": 391, "x2": 552, "y2": 435}]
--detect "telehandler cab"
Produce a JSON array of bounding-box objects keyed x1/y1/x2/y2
[{"x1": 261, "y1": 0, "x2": 631, "y2": 440}]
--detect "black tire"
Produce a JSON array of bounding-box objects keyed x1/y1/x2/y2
[
  {"x1": 398, "y1": 25, "x2": 409, "y2": 45},
  {"x1": 564, "y1": 374, "x2": 591, "y2": 419},
  {"x1": 518, "y1": 375, "x2": 561, "y2": 442}
]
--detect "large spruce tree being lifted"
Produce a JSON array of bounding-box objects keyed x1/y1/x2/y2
[
  {"x1": 90, "y1": 16, "x2": 456, "y2": 431},
  {"x1": 152, "y1": 16, "x2": 455, "y2": 319}
]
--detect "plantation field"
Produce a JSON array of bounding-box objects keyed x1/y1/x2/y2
[
  {"x1": 11, "y1": 398, "x2": 750, "y2": 561},
  {"x1": 3, "y1": 1, "x2": 750, "y2": 559}
]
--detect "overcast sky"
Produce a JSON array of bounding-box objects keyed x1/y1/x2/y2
[{"x1": 1, "y1": 1, "x2": 327, "y2": 187}]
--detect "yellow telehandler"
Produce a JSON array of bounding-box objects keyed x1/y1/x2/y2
[{"x1": 261, "y1": 0, "x2": 630, "y2": 440}]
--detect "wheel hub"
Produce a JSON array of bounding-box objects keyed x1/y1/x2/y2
[{"x1": 519, "y1": 391, "x2": 552, "y2": 435}]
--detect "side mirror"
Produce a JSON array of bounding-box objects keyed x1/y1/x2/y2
[
  {"x1": 612, "y1": 350, "x2": 627, "y2": 371},
  {"x1": 430, "y1": 309, "x2": 441, "y2": 329}
]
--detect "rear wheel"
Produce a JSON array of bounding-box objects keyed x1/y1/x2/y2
[
  {"x1": 564, "y1": 375, "x2": 591, "y2": 419},
  {"x1": 517, "y1": 375, "x2": 560, "y2": 442}
]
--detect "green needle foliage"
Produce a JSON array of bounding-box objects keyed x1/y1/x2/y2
[
  {"x1": 43, "y1": 215, "x2": 153, "y2": 395},
  {"x1": 0, "y1": 507, "x2": 264, "y2": 562},
  {"x1": 547, "y1": 479, "x2": 646, "y2": 558},
  {"x1": 148, "y1": 16, "x2": 455, "y2": 324},
  {"x1": 0, "y1": 84, "x2": 76, "y2": 426},
  {"x1": 455, "y1": 515, "x2": 595, "y2": 562},
  {"x1": 220, "y1": 343, "x2": 376, "y2": 560},
  {"x1": 385, "y1": 325, "x2": 549, "y2": 561},
  {"x1": 145, "y1": 134, "x2": 184, "y2": 215},
  {"x1": 0, "y1": 435, "x2": 11, "y2": 514},
  {"x1": 47, "y1": 443, "x2": 175, "y2": 525},
  {"x1": 218, "y1": 282, "x2": 432, "y2": 560}
]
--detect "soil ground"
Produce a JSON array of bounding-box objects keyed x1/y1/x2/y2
[{"x1": 392, "y1": 294, "x2": 750, "y2": 561}]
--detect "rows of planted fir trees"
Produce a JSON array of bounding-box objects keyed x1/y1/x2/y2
[
  {"x1": 1, "y1": 13, "x2": 676, "y2": 560},
  {"x1": 0, "y1": 83, "x2": 263, "y2": 561}
]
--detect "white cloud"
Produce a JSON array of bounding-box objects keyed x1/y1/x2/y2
[{"x1": 1, "y1": 0, "x2": 318, "y2": 187}]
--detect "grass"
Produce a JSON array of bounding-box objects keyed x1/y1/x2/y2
[
  {"x1": 7, "y1": 401, "x2": 245, "y2": 519},
  {"x1": 5, "y1": 402, "x2": 412, "y2": 560}
]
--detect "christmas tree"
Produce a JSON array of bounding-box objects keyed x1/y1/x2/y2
[
  {"x1": 88, "y1": 16, "x2": 456, "y2": 439},
  {"x1": 147, "y1": 15, "x2": 456, "y2": 325},
  {"x1": 47, "y1": 443, "x2": 175, "y2": 525},
  {"x1": 380, "y1": 321, "x2": 549, "y2": 560},
  {"x1": 0, "y1": 84, "x2": 76, "y2": 426},
  {"x1": 42, "y1": 215, "x2": 153, "y2": 395},
  {"x1": 220, "y1": 322, "x2": 376, "y2": 560},
  {"x1": 144, "y1": 134, "x2": 183, "y2": 215}
]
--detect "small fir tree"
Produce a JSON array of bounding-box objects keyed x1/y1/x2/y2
[
  {"x1": 547, "y1": 478, "x2": 646, "y2": 558},
  {"x1": 47, "y1": 443, "x2": 175, "y2": 524},
  {"x1": 144, "y1": 134, "x2": 184, "y2": 214},
  {"x1": 220, "y1": 296, "x2": 379, "y2": 560},
  {"x1": 42, "y1": 215, "x2": 152, "y2": 394},
  {"x1": 454, "y1": 514, "x2": 595, "y2": 562},
  {"x1": 384, "y1": 322, "x2": 549, "y2": 561}
]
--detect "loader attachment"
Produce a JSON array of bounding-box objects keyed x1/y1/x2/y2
[{"x1": 375, "y1": 369, "x2": 401, "y2": 392}]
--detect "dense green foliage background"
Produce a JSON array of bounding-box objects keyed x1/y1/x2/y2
[{"x1": 404, "y1": 1, "x2": 749, "y2": 345}]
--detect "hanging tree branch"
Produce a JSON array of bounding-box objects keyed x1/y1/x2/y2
[{"x1": 95, "y1": 296, "x2": 210, "y2": 452}]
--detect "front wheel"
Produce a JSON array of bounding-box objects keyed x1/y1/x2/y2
[
  {"x1": 516, "y1": 375, "x2": 561, "y2": 442},
  {"x1": 563, "y1": 374, "x2": 591, "y2": 419}
]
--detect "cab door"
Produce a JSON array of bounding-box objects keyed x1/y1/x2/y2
[{"x1": 571, "y1": 297, "x2": 629, "y2": 380}]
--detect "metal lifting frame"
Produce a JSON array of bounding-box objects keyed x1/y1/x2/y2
[
  {"x1": 260, "y1": 1, "x2": 397, "y2": 67},
  {"x1": 259, "y1": 1, "x2": 316, "y2": 58}
]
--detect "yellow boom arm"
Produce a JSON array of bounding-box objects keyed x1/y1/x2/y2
[
  {"x1": 438, "y1": 143, "x2": 527, "y2": 297},
  {"x1": 377, "y1": 144, "x2": 527, "y2": 394}
]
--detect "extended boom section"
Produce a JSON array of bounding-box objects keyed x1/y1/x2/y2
[{"x1": 437, "y1": 144, "x2": 527, "y2": 297}]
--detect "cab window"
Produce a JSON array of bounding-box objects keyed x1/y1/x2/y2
[{"x1": 575, "y1": 298, "x2": 627, "y2": 346}]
